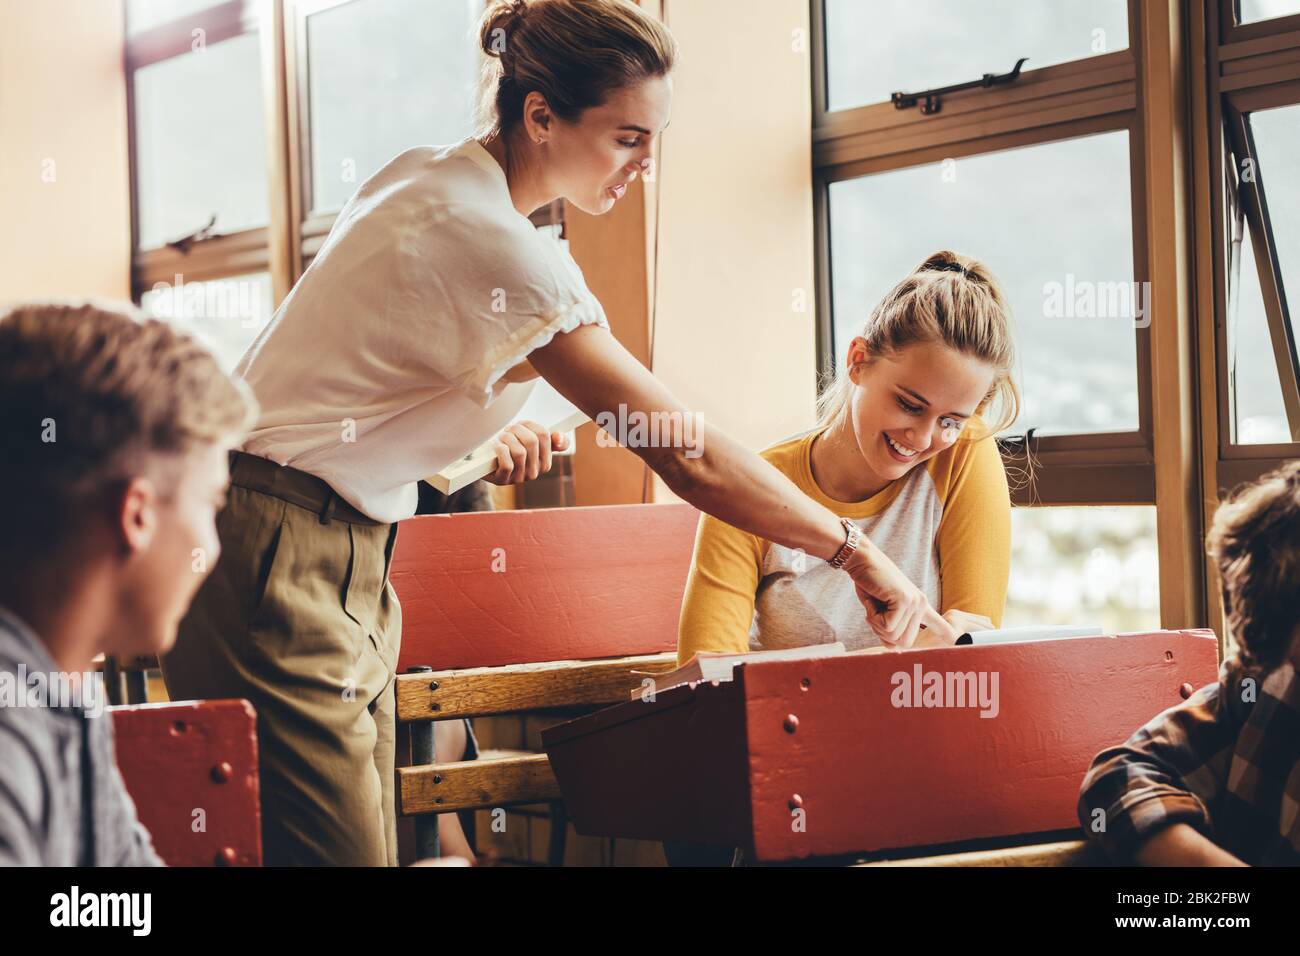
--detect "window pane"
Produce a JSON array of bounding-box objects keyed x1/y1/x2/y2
[
  {"x1": 126, "y1": 0, "x2": 226, "y2": 35},
  {"x1": 1239, "y1": 0, "x2": 1300, "y2": 25},
  {"x1": 141, "y1": 272, "x2": 274, "y2": 373},
  {"x1": 1230, "y1": 220, "x2": 1292, "y2": 443},
  {"x1": 828, "y1": 131, "x2": 1139, "y2": 436},
  {"x1": 1249, "y1": 104, "x2": 1300, "y2": 377},
  {"x1": 305, "y1": 0, "x2": 479, "y2": 214},
  {"x1": 133, "y1": 33, "x2": 269, "y2": 248},
  {"x1": 824, "y1": 0, "x2": 1129, "y2": 112},
  {"x1": 1004, "y1": 506, "x2": 1159, "y2": 634}
]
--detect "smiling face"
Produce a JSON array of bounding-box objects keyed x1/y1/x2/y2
[
  {"x1": 532, "y1": 73, "x2": 672, "y2": 215},
  {"x1": 845, "y1": 338, "x2": 997, "y2": 484}
]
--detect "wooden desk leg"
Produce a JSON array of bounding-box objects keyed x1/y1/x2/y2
[
  {"x1": 407, "y1": 666, "x2": 439, "y2": 860},
  {"x1": 547, "y1": 801, "x2": 567, "y2": 867},
  {"x1": 124, "y1": 670, "x2": 149, "y2": 704},
  {"x1": 103, "y1": 657, "x2": 125, "y2": 706}
]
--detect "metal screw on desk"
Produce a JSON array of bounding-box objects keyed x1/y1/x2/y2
[
  {"x1": 214, "y1": 847, "x2": 237, "y2": 866},
  {"x1": 210, "y1": 761, "x2": 233, "y2": 783},
  {"x1": 789, "y1": 794, "x2": 804, "y2": 810},
  {"x1": 1180, "y1": 682, "x2": 1194, "y2": 699},
  {"x1": 783, "y1": 714, "x2": 799, "y2": 733}
]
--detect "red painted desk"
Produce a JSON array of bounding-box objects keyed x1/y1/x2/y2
[
  {"x1": 112, "y1": 699, "x2": 262, "y2": 866},
  {"x1": 542, "y1": 629, "x2": 1219, "y2": 862}
]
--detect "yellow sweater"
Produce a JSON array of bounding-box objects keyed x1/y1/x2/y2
[{"x1": 676, "y1": 427, "x2": 1011, "y2": 665}]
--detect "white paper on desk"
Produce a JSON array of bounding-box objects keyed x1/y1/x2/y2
[
  {"x1": 428, "y1": 379, "x2": 588, "y2": 495},
  {"x1": 955, "y1": 624, "x2": 1104, "y2": 646}
]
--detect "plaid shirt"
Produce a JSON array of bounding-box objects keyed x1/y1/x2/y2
[{"x1": 1078, "y1": 656, "x2": 1300, "y2": 865}]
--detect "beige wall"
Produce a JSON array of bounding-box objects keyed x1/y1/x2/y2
[
  {"x1": 0, "y1": 0, "x2": 131, "y2": 303},
  {"x1": 649, "y1": 0, "x2": 817, "y2": 498},
  {"x1": 566, "y1": 0, "x2": 818, "y2": 505}
]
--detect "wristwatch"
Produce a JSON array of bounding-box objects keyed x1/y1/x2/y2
[{"x1": 827, "y1": 516, "x2": 862, "y2": 569}]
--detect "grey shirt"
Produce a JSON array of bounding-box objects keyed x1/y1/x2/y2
[{"x1": 0, "y1": 607, "x2": 163, "y2": 866}]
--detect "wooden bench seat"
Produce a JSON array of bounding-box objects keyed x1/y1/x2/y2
[
  {"x1": 389, "y1": 502, "x2": 698, "y2": 863},
  {"x1": 860, "y1": 839, "x2": 1092, "y2": 867},
  {"x1": 396, "y1": 653, "x2": 677, "y2": 819}
]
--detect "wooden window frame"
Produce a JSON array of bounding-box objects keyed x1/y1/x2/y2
[
  {"x1": 1218, "y1": 2, "x2": 1300, "y2": 47},
  {"x1": 126, "y1": 1, "x2": 279, "y2": 298},
  {"x1": 1202, "y1": 5, "x2": 1300, "y2": 494},
  {"x1": 127, "y1": 0, "x2": 548, "y2": 306},
  {"x1": 811, "y1": 1, "x2": 1219, "y2": 630}
]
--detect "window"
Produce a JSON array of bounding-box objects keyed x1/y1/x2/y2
[
  {"x1": 1212, "y1": 3, "x2": 1300, "y2": 488},
  {"x1": 133, "y1": 31, "x2": 268, "y2": 249},
  {"x1": 1230, "y1": 226, "x2": 1293, "y2": 444},
  {"x1": 823, "y1": 0, "x2": 1129, "y2": 113},
  {"x1": 1237, "y1": 0, "x2": 1300, "y2": 26},
  {"x1": 140, "y1": 272, "x2": 274, "y2": 373},
  {"x1": 126, "y1": 0, "x2": 565, "y2": 406},
  {"x1": 127, "y1": 0, "x2": 274, "y2": 359},
  {"x1": 813, "y1": 0, "x2": 1148, "y2": 508},
  {"x1": 1005, "y1": 506, "x2": 1159, "y2": 633},
  {"x1": 125, "y1": 1, "x2": 533, "y2": 362},
  {"x1": 827, "y1": 130, "x2": 1139, "y2": 437},
  {"x1": 300, "y1": 0, "x2": 479, "y2": 217}
]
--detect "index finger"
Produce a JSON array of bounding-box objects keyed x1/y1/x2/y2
[{"x1": 921, "y1": 606, "x2": 958, "y2": 644}]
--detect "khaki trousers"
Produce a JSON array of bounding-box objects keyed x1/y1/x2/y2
[{"x1": 161, "y1": 456, "x2": 401, "y2": 866}]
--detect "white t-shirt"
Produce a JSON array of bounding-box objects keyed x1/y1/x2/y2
[{"x1": 233, "y1": 138, "x2": 609, "y2": 523}]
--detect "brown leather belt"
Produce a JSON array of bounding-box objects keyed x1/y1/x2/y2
[{"x1": 228, "y1": 450, "x2": 381, "y2": 526}]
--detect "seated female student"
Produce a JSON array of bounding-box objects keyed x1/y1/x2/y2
[{"x1": 677, "y1": 250, "x2": 1018, "y2": 667}]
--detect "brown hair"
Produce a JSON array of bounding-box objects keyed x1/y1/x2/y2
[
  {"x1": 816, "y1": 250, "x2": 1020, "y2": 440},
  {"x1": 1207, "y1": 460, "x2": 1300, "y2": 671},
  {"x1": 0, "y1": 300, "x2": 257, "y2": 560},
  {"x1": 476, "y1": 0, "x2": 677, "y2": 138}
]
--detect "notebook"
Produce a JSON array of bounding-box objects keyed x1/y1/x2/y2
[{"x1": 953, "y1": 624, "x2": 1104, "y2": 645}]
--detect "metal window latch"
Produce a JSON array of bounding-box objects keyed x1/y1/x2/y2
[
  {"x1": 166, "y1": 214, "x2": 220, "y2": 254},
  {"x1": 891, "y1": 57, "x2": 1029, "y2": 115}
]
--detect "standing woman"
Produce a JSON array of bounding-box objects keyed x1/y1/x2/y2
[{"x1": 162, "y1": 0, "x2": 955, "y2": 867}]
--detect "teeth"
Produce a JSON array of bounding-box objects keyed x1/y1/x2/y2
[{"x1": 886, "y1": 434, "x2": 918, "y2": 458}]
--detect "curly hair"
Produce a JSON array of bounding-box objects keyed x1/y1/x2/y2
[{"x1": 1207, "y1": 460, "x2": 1300, "y2": 671}]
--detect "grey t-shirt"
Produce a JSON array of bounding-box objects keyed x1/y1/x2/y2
[{"x1": 0, "y1": 606, "x2": 163, "y2": 866}]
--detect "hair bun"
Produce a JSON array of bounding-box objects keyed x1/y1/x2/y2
[
  {"x1": 481, "y1": 0, "x2": 529, "y2": 61},
  {"x1": 916, "y1": 250, "x2": 970, "y2": 276}
]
